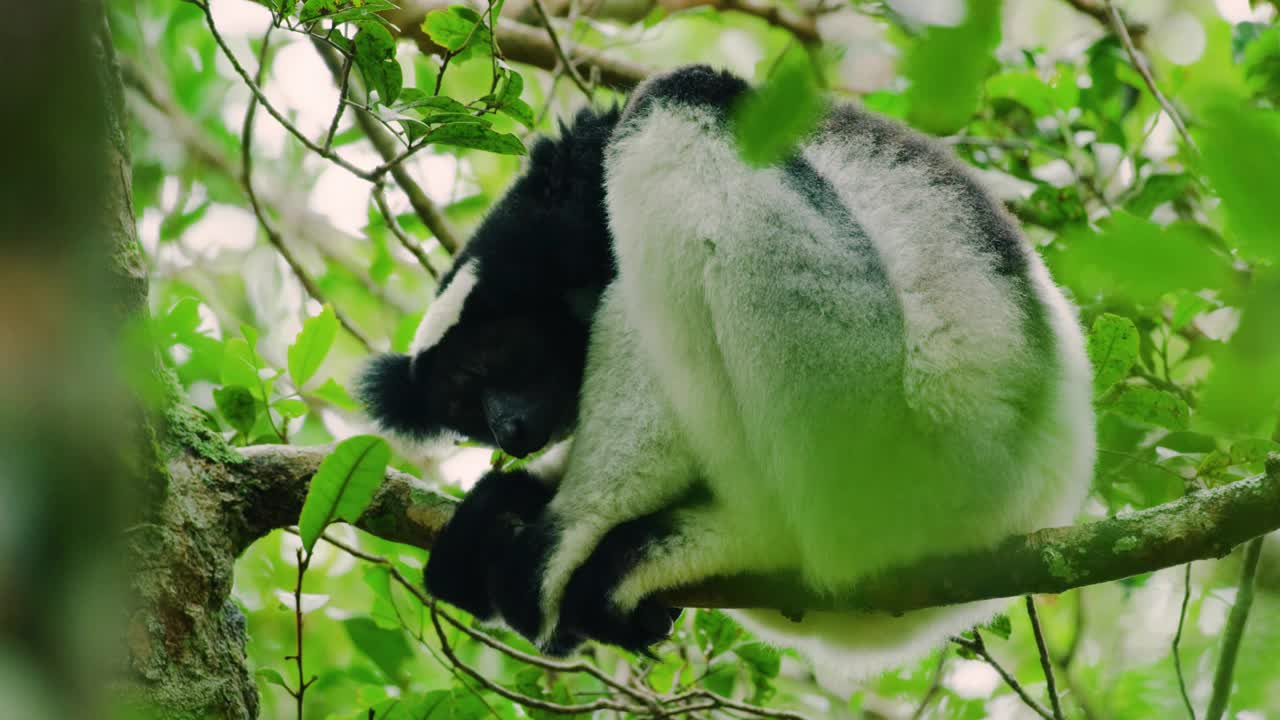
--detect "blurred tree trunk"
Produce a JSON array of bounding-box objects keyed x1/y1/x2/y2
[
  {"x1": 91, "y1": 8, "x2": 264, "y2": 720},
  {"x1": 0, "y1": 2, "x2": 259, "y2": 718}
]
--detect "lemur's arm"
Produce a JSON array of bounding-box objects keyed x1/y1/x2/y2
[{"x1": 490, "y1": 286, "x2": 705, "y2": 653}]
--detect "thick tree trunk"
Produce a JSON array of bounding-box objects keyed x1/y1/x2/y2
[{"x1": 45, "y1": 2, "x2": 262, "y2": 712}]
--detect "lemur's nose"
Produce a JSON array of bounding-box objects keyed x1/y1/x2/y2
[{"x1": 493, "y1": 418, "x2": 535, "y2": 458}]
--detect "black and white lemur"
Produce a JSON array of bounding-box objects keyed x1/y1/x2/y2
[{"x1": 360, "y1": 65, "x2": 1095, "y2": 684}]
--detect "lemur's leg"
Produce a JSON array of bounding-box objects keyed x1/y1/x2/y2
[
  {"x1": 550, "y1": 500, "x2": 794, "y2": 655},
  {"x1": 492, "y1": 287, "x2": 702, "y2": 653}
]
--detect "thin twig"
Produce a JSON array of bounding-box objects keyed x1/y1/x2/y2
[
  {"x1": 197, "y1": 0, "x2": 378, "y2": 181},
  {"x1": 372, "y1": 185, "x2": 439, "y2": 280},
  {"x1": 429, "y1": 600, "x2": 647, "y2": 715},
  {"x1": 1103, "y1": 0, "x2": 1197, "y2": 152},
  {"x1": 312, "y1": 40, "x2": 463, "y2": 254},
  {"x1": 1173, "y1": 563, "x2": 1198, "y2": 720},
  {"x1": 717, "y1": 0, "x2": 820, "y2": 44},
  {"x1": 240, "y1": 28, "x2": 374, "y2": 352},
  {"x1": 308, "y1": 531, "x2": 658, "y2": 704},
  {"x1": 288, "y1": 547, "x2": 315, "y2": 719},
  {"x1": 1026, "y1": 596, "x2": 1065, "y2": 720},
  {"x1": 530, "y1": 0, "x2": 593, "y2": 98},
  {"x1": 1057, "y1": 590, "x2": 1085, "y2": 669},
  {"x1": 661, "y1": 688, "x2": 808, "y2": 720},
  {"x1": 323, "y1": 52, "x2": 353, "y2": 153},
  {"x1": 1205, "y1": 537, "x2": 1266, "y2": 720},
  {"x1": 910, "y1": 647, "x2": 948, "y2": 720},
  {"x1": 311, "y1": 530, "x2": 800, "y2": 718},
  {"x1": 952, "y1": 632, "x2": 1054, "y2": 720}
]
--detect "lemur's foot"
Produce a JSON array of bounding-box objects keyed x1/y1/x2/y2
[{"x1": 424, "y1": 470, "x2": 552, "y2": 620}]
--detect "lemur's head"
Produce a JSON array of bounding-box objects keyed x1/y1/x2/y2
[{"x1": 359, "y1": 107, "x2": 620, "y2": 457}]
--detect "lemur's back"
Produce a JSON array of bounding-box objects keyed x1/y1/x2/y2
[
  {"x1": 603, "y1": 68, "x2": 1094, "y2": 589},
  {"x1": 589, "y1": 65, "x2": 1096, "y2": 685}
]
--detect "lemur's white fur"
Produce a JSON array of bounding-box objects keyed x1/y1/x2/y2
[
  {"x1": 529, "y1": 71, "x2": 1094, "y2": 684},
  {"x1": 411, "y1": 260, "x2": 480, "y2": 354}
]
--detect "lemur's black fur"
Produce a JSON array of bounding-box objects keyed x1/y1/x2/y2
[{"x1": 357, "y1": 106, "x2": 621, "y2": 456}]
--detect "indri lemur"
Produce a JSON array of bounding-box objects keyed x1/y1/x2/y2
[{"x1": 360, "y1": 65, "x2": 1095, "y2": 683}]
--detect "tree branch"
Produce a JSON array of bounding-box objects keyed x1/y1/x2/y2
[
  {"x1": 312, "y1": 39, "x2": 464, "y2": 254},
  {"x1": 239, "y1": 29, "x2": 375, "y2": 353},
  {"x1": 229, "y1": 445, "x2": 1280, "y2": 615},
  {"x1": 1205, "y1": 537, "x2": 1265, "y2": 720},
  {"x1": 1061, "y1": 0, "x2": 1146, "y2": 40},
  {"x1": 1103, "y1": 0, "x2": 1196, "y2": 152},
  {"x1": 385, "y1": 2, "x2": 651, "y2": 90},
  {"x1": 530, "y1": 0, "x2": 595, "y2": 97}
]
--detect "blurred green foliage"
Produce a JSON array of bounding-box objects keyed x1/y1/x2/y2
[{"x1": 110, "y1": 0, "x2": 1280, "y2": 717}]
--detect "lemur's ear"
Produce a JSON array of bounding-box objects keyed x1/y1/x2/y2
[
  {"x1": 357, "y1": 351, "x2": 438, "y2": 438},
  {"x1": 528, "y1": 106, "x2": 622, "y2": 201}
]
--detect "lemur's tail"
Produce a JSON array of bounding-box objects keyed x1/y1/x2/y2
[
  {"x1": 357, "y1": 353, "x2": 433, "y2": 437},
  {"x1": 731, "y1": 600, "x2": 1004, "y2": 693}
]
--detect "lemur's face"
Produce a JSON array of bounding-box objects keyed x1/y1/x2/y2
[{"x1": 412, "y1": 310, "x2": 586, "y2": 458}]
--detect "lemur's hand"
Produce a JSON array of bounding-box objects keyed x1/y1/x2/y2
[
  {"x1": 494, "y1": 511, "x2": 682, "y2": 657},
  {"x1": 424, "y1": 470, "x2": 553, "y2": 621},
  {"x1": 555, "y1": 518, "x2": 683, "y2": 657}
]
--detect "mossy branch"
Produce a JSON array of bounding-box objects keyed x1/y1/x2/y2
[{"x1": 232, "y1": 445, "x2": 1280, "y2": 614}]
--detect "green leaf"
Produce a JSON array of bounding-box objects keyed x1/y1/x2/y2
[
  {"x1": 221, "y1": 338, "x2": 261, "y2": 392},
  {"x1": 297, "y1": 435, "x2": 391, "y2": 552},
  {"x1": 287, "y1": 305, "x2": 338, "y2": 389},
  {"x1": 982, "y1": 613, "x2": 1012, "y2": 640},
  {"x1": 1243, "y1": 24, "x2": 1280, "y2": 101},
  {"x1": 731, "y1": 46, "x2": 826, "y2": 167},
  {"x1": 254, "y1": 668, "x2": 290, "y2": 690},
  {"x1": 1170, "y1": 292, "x2": 1215, "y2": 331},
  {"x1": 1106, "y1": 386, "x2": 1190, "y2": 430},
  {"x1": 273, "y1": 397, "x2": 309, "y2": 419},
  {"x1": 214, "y1": 385, "x2": 259, "y2": 435},
  {"x1": 1230, "y1": 438, "x2": 1280, "y2": 465},
  {"x1": 425, "y1": 123, "x2": 526, "y2": 155},
  {"x1": 300, "y1": 0, "x2": 397, "y2": 25},
  {"x1": 396, "y1": 90, "x2": 470, "y2": 114},
  {"x1": 490, "y1": 70, "x2": 536, "y2": 128},
  {"x1": 498, "y1": 97, "x2": 536, "y2": 129},
  {"x1": 1087, "y1": 314, "x2": 1139, "y2": 394},
  {"x1": 310, "y1": 378, "x2": 361, "y2": 411},
  {"x1": 1195, "y1": 101, "x2": 1280, "y2": 260},
  {"x1": 343, "y1": 617, "x2": 412, "y2": 682},
  {"x1": 1019, "y1": 184, "x2": 1087, "y2": 229},
  {"x1": 498, "y1": 67, "x2": 523, "y2": 105},
  {"x1": 416, "y1": 111, "x2": 491, "y2": 126},
  {"x1": 298, "y1": 0, "x2": 338, "y2": 22},
  {"x1": 160, "y1": 200, "x2": 211, "y2": 243},
  {"x1": 905, "y1": 0, "x2": 1003, "y2": 134},
  {"x1": 354, "y1": 20, "x2": 402, "y2": 105},
  {"x1": 694, "y1": 610, "x2": 741, "y2": 659},
  {"x1": 701, "y1": 660, "x2": 739, "y2": 697},
  {"x1": 1052, "y1": 213, "x2": 1230, "y2": 305},
  {"x1": 1126, "y1": 173, "x2": 1193, "y2": 219},
  {"x1": 241, "y1": 323, "x2": 260, "y2": 349},
  {"x1": 1200, "y1": 274, "x2": 1280, "y2": 432},
  {"x1": 422, "y1": 6, "x2": 490, "y2": 59},
  {"x1": 986, "y1": 70, "x2": 1055, "y2": 116},
  {"x1": 732, "y1": 641, "x2": 780, "y2": 678},
  {"x1": 158, "y1": 297, "x2": 203, "y2": 339}
]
